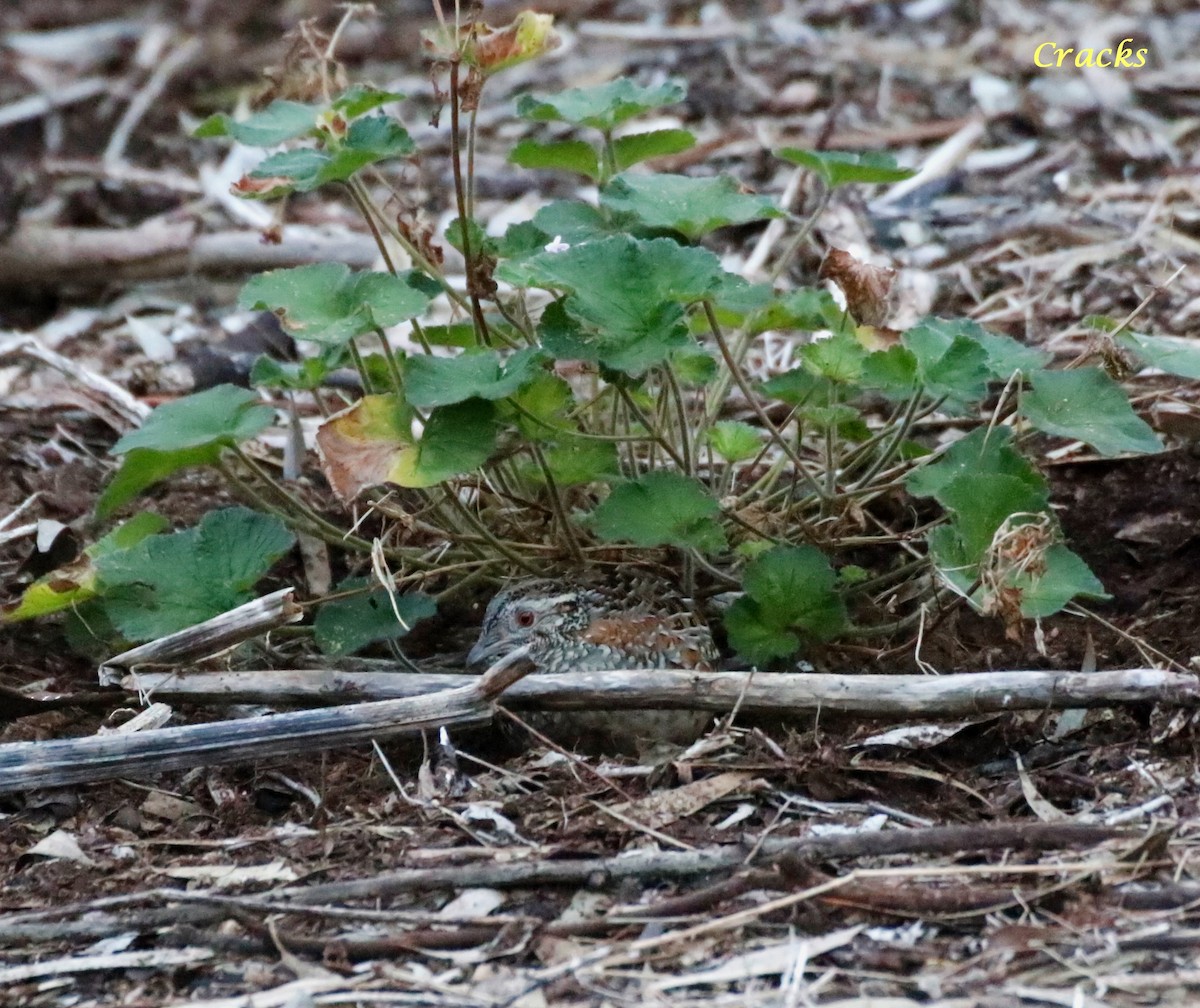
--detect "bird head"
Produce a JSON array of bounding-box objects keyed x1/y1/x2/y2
[{"x1": 466, "y1": 579, "x2": 602, "y2": 671}]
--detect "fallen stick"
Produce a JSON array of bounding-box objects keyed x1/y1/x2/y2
[
  {"x1": 124, "y1": 666, "x2": 1200, "y2": 716},
  {"x1": 0, "y1": 219, "x2": 379, "y2": 287},
  {"x1": 0, "y1": 652, "x2": 531, "y2": 794}
]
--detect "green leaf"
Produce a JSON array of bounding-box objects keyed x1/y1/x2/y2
[
  {"x1": 705, "y1": 273, "x2": 776, "y2": 328},
  {"x1": 503, "y1": 371, "x2": 575, "y2": 440},
  {"x1": 903, "y1": 326, "x2": 990, "y2": 408},
  {"x1": 729, "y1": 287, "x2": 848, "y2": 337},
  {"x1": 724, "y1": 546, "x2": 846, "y2": 664},
  {"x1": 612, "y1": 128, "x2": 696, "y2": 171},
  {"x1": 239, "y1": 263, "x2": 433, "y2": 346},
  {"x1": 444, "y1": 216, "x2": 493, "y2": 256},
  {"x1": 516, "y1": 78, "x2": 686, "y2": 130},
  {"x1": 905, "y1": 317, "x2": 1051, "y2": 379},
  {"x1": 95, "y1": 507, "x2": 295, "y2": 641},
  {"x1": 537, "y1": 436, "x2": 620, "y2": 486},
  {"x1": 708, "y1": 421, "x2": 762, "y2": 463},
  {"x1": 249, "y1": 354, "x2": 331, "y2": 391},
  {"x1": 800, "y1": 332, "x2": 867, "y2": 384},
  {"x1": 937, "y1": 474, "x2": 1049, "y2": 563},
  {"x1": 1120, "y1": 331, "x2": 1200, "y2": 380},
  {"x1": 925, "y1": 524, "x2": 976, "y2": 597},
  {"x1": 405, "y1": 349, "x2": 542, "y2": 408},
  {"x1": 421, "y1": 321, "x2": 483, "y2": 348},
  {"x1": 239, "y1": 149, "x2": 327, "y2": 198},
  {"x1": 98, "y1": 444, "x2": 222, "y2": 519},
  {"x1": 600, "y1": 173, "x2": 781, "y2": 241},
  {"x1": 194, "y1": 100, "x2": 316, "y2": 145},
  {"x1": 775, "y1": 148, "x2": 916, "y2": 187},
  {"x1": 761, "y1": 367, "x2": 836, "y2": 407},
  {"x1": 316, "y1": 395, "x2": 496, "y2": 497},
  {"x1": 860, "y1": 345, "x2": 919, "y2": 398},
  {"x1": 315, "y1": 115, "x2": 415, "y2": 183},
  {"x1": 313, "y1": 577, "x2": 435, "y2": 655},
  {"x1": 722, "y1": 597, "x2": 800, "y2": 665},
  {"x1": 1021, "y1": 368, "x2": 1162, "y2": 456},
  {"x1": 907, "y1": 427, "x2": 1042, "y2": 502},
  {"x1": 2, "y1": 514, "x2": 169, "y2": 622},
  {"x1": 112, "y1": 385, "x2": 273, "y2": 455},
  {"x1": 245, "y1": 116, "x2": 413, "y2": 192},
  {"x1": 531, "y1": 200, "x2": 621, "y2": 244},
  {"x1": 1014, "y1": 545, "x2": 1109, "y2": 618},
  {"x1": 406, "y1": 401, "x2": 496, "y2": 486},
  {"x1": 495, "y1": 221, "x2": 554, "y2": 260},
  {"x1": 587, "y1": 471, "x2": 726, "y2": 552},
  {"x1": 503, "y1": 235, "x2": 723, "y2": 376},
  {"x1": 670, "y1": 347, "x2": 717, "y2": 386},
  {"x1": 92, "y1": 512, "x2": 171, "y2": 555},
  {"x1": 331, "y1": 84, "x2": 406, "y2": 118},
  {"x1": 741, "y1": 545, "x2": 846, "y2": 636},
  {"x1": 801, "y1": 403, "x2": 870, "y2": 440},
  {"x1": 509, "y1": 139, "x2": 600, "y2": 180}
]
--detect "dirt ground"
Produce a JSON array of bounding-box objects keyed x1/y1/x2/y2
[{"x1": 3, "y1": 2, "x2": 1200, "y2": 1006}]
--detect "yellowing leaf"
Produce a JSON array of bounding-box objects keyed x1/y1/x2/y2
[{"x1": 316, "y1": 395, "x2": 496, "y2": 500}]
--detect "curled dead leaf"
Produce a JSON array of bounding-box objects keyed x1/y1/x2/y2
[{"x1": 819, "y1": 247, "x2": 896, "y2": 327}]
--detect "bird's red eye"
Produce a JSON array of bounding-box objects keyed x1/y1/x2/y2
[{"x1": 516, "y1": 609, "x2": 535, "y2": 628}]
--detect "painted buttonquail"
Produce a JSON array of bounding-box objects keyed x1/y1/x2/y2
[{"x1": 467, "y1": 577, "x2": 718, "y2": 752}]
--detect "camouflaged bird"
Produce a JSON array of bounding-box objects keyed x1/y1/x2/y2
[{"x1": 467, "y1": 576, "x2": 718, "y2": 752}]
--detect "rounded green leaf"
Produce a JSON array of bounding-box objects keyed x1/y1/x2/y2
[
  {"x1": 723, "y1": 596, "x2": 800, "y2": 666},
  {"x1": 537, "y1": 437, "x2": 620, "y2": 486},
  {"x1": 500, "y1": 235, "x2": 723, "y2": 376},
  {"x1": 1021, "y1": 368, "x2": 1162, "y2": 456},
  {"x1": 516, "y1": 78, "x2": 686, "y2": 130},
  {"x1": 195, "y1": 100, "x2": 317, "y2": 145},
  {"x1": 314, "y1": 578, "x2": 436, "y2": 655},
  {"x1": 776, "y1": 148, "x2": 916, "y2": 187},
  {"x1": 612, "y1": 129, "x2": 696, "y2": 171},
  {"x1": 740, "y1": 545, "x2": 846, "y2": 637},
  {"x1": 245, "y1": 116, "x2": 414, "y2": 193},
  {"x1": 95, "y1": 507, "x2": 295, "y2": 641},
  {"x1": 112, "y1": 385, "x2": 273, "y2": 455},
  {"x1": 239, "y1": 263, "x2": 433, "y2": 346},
  {"x1": 906, "y1": 427, "x2": 1042, "y2": 503},
  {"x1": 1120, "y1": 331, "x2": 1200, "y2": 380},
  {"x1": 600, "y1": 173, "x2": 782, "y2": 240},
  {"x1": 1014, "y1": 545, "x2": 1109, "y2": 618},
  {"x1": 405, "y1": 349, "x2": 542, "y2": 409},
  {"x1": 587, "y1": 471, "x2": 726, "y2": 553},
  {"x1": 331, "y1": 84, "x2": 406, "y2": 118},
  {"x1": 509, "y1": 139, "x2": 601, "y2": 180},
  {"x1": 708, "y1": 421, "x2": 763, "y2": 463}
]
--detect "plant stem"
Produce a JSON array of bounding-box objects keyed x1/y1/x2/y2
[
  {"x1": 439, "y1": 487, "x2": 542, "y2": 575},
  {"x1": 346, "y1": 180, "x2": 399, "y2": 276},
  {"x1": 529, "y1": 442, "x2": 585, "y2": 564},
  {"x1": 228, "y1": 449, "x2": 374, "y2": 555},
  {"x1": 842, "y1": 586, "x2": 960, "y2": 639},
  {"x1": 616, "y1": 385, "x2": 686, "y2": 470},
  {"x1": 847, "y1": 389, "x2": 932, "y2": 492},
  {"x1": 374, "y1": 327, "x2": 405, "y2": 390},
  {"x1": 769, "y1": 183, "x2": 830, "y2": 284},
  {"x1": 345, "y1": 340, "x2": 375, "y2": 393},
  {"x1": 447, "y1": 59, "x2": 491, "y2": 347},
  {"x1": 702, "y1": 300, "x2": 817, "y2": 487},
  {"x1": 663, "y1": 364, "x2": 693, "y2": 477}
]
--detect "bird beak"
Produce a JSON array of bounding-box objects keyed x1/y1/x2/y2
[{"x1": 467, "y1": 637, "x2": 507, "y2": 670}]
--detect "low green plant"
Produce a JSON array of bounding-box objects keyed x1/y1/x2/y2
[{"x1": 7, "y1": 8, "x2": 1186, "y2": 664}]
